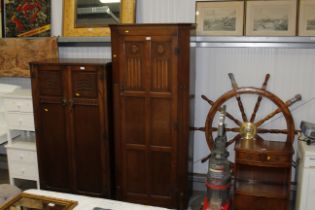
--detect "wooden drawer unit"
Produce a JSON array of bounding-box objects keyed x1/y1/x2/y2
[{"x1": 234, "y1": 139, "x2": 293, "y2": 210}]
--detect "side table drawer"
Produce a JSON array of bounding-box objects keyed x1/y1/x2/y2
[
  {"x1": 7, "y1": 149, "x2": 37, "y2": 163},
  {"x1": 304, "y1": 156, "x2": 315, "y2": 167},
  {"x1": 4, "y1": 99, "x2": 33, "y2": 112},
  {"x1": 6, "y1": 112, "x2": 35, "y2": 131},
  {"x1": 237, "y1": 152, "x2": 291, "y2": 166},
  {"x1": 9, "y1": 162, "x2": 38, "y2": 179}
]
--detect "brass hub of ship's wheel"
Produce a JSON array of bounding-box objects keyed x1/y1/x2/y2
[
  {"x1": 194, "y1": 73, "x2": 301, "y2": 151},
  {"x1": 240, "y1": 122, "x2": 257, "y2": 140}
]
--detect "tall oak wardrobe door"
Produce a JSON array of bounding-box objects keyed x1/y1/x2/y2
[{"x1": 34, "y1": 67, "x2": 71, "y2": 192}]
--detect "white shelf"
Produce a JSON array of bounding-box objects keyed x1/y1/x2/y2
[
  {"x1": 190, "y1": 36, "x2": 315, "y2": 48},
  {"x1": 57, "y1": 36, "x2": 315, "y2": 48}
]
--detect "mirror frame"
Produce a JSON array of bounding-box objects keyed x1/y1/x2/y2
[
  {"x1": 1, "y1": 192, "x2": 78, "y2": 209},
  {"x1": 63, "y1": 0, "x2": 136, "y2": 36}
]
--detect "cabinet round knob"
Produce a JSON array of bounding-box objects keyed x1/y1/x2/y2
[
  {"x1": 267, "y1": 156, "x2": 271, "y2": 160},
  {"x1": 75, "y1": 93, "x2": 80, "y2": 97},
  {"x1": 124, "y1": 30, "x2": 129, "y2": 33},
  {"x1": 113, "y1": 54, "x2": 117, "y2": 58},
  {"x1": 44, "y1": 108, "x2": 48, "y2": 112}
]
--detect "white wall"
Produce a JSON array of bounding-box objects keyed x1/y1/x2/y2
[{"x1": 37, "y1": 0, "x2": 315, "y2": 174}]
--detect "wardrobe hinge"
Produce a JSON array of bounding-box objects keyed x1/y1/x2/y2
[
  {"x1": 31, "y1": 70, "x2": 37, "y2": 79},
  {"x1": 175, "y1": 47, "x2": 180, "y2": 55},
  {"x1": 174, "y1": 122, "x2": 179, "y2": 130}
]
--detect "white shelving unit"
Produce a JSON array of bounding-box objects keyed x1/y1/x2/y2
[
  {"x1": 296, "y1": 141, "x2": 315, "y2": 210},
  {"x1": 0, "y1": 84, "x2": 21, "y2": 150},
  {"x1": 3, "y1": 88, "x2": 39, "y2": 188}
]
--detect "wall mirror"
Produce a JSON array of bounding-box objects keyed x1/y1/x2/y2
[{"x1": 63, "y1": 0, "x2": 136, "y2": 36}]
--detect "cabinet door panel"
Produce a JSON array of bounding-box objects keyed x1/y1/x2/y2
[
  {"x1": 71, "y1": 68, "x2": 110, "y2": 197},
  {"x1": 151, "y1": 40, "x2": 173, "y2": 93},
  {"x1": 72, "y1": 104, "x2": 107, "y2": 196},
  {"x1": 122, "y1": 38, "x2": 147, "y2": 92},
  {"x1": 150, "y1": 151, "x2": 173, "y2": 196},
  {"x1": 37, "y1": 103, "x2": 70, "y2": 191},
  {"x1": 38, "y1": 70, "x2": 64, "y2": 97},
  {"x1": 71, "y1": 71, "x2": 98, "y2": 99},
  {"x1": 150, "y1": 98, "x2": 172, "y2": 147},
  {"x1": 122, "y1": 97, "x2": 146, "y2": 145},
  {"x1": 125, "y1": 150, "x2": 146, "y2": 194}
]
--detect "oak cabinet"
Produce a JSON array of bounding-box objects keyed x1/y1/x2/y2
[
  {"x1": 30, "y1": 59, "x2": 113, "y2": 198},
  {"x1": 110, "y1": 24, "x2": 193, "y2": 209}
]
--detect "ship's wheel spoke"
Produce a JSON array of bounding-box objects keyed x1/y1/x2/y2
[
  {"x1": 226, "y1": 134, "x2": 241, "y2": 147},
  {"x1": 257, "y1": 128, "x2": 300, "y2": 135},
  {"x1": 250, "y1": 74, "x2": 270, "y2": 122},
  {"x1": 228, "y1": 73, "x2": 248, "y2": 122},
  {"x1": 201, "y1": 95, "x2": 242, "y2": 126},
  {"x1": 191, "y1": 126, "x2": 205, "y2": 132},
  {"x1": 255, "y1": 94, "x2": 302, "y2": 127}
]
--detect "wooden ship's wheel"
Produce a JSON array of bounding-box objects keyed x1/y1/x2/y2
[
  {"x1": 195, "y1": 73, "x2": 301, "y2": 151},
  {"x1": 194, "y1": 73, "x2": 302, "y2": 210}
]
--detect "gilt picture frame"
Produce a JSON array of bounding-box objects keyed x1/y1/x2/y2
[
  {"x1": 0, "y1": 193, "x2": 77, "y2": 210},
  {"x1": 298, "y1": 0, "x2": 315, "y2": 36},
  {"x1": 245, "y1": 0, "x2": 297, "y2": 36},
  {"x1": 3, "y1": 0, "x2": 51, "y2": 37},
  {"x1": 195, "y1": 1, "x2": 244, "y2": 36},
  {"x1": 63, "y1": 0, "x2": 136, "y2": 37}
]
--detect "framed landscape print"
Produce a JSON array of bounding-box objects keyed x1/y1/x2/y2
[
  {"x1": 298, "y1": 0, "x2": 315, "y2": 36},
  {"x1": 245, "y1": 0, "x2": 297, "y2": 36},
  {"x1": 3, "y1": 0, "x2": 51, "y2": 37},
  {"x1": 195, "y1": 1, "x2": 244, "y2": 36},
  {"x1": 0, "y1": 0, "x2": 2, "y2": 37}
]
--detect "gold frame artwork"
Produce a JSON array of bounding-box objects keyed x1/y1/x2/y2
[
  {"x1": 298, "y1": 0, "x2": 315, "y2": 36},
  {"x1": 245, "y1": 0, "x2": 297, "y2": 36},
  {"x1": 1, "y1": 193, "x2": 78, "y2": 210},
  {"x1": 195, "y1": 1, "x2": 244, "y2": 36},
  {"x1": 63, "y1": 0, "x2": 136, "y2": 36}
]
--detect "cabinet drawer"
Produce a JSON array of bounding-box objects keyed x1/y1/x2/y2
[
  {"x1": 237, "y1": 152, "x2": 291, "y2": 166},
  {"x1": 6, "y1": 113, "x2": 35, "y2": 130},
  {"x1": 7, "y1": 149, "x2": 37, "y2": 163},
  {"x1": 304, "y1": 156, "x2": 315, "y2": 167},
  {"x1": 70, "y1": 65, "x2": 100, "y2": 71},
  {"x1": 4, "y1": 99, "x2": 33, "y2": 112},
  {"x1": 9, "y1": 162, "x2": 38, "y2": 179}
]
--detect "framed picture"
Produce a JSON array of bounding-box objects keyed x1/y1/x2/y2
[
  {"x1": 0, "y1": 0, "x2": 2, "y2": 37},
  {"x1": 0, "y1": 192, "x2": 77, "y2": 210},
  {"x1": 298, "y1": 0, "x2": 315, "y2": 36},
  {"x1": 245, "y1": 0, "x2": 297, "y2": 36},
  {"x1": 3, "y1": 0, "x2": 51, "y2": 37},
  {"x1": 63, "y1": 0, "x2": 136, "y2": 37},
  {"x1": 195, "y1": 1, "x2": 244, "y2": 36}
]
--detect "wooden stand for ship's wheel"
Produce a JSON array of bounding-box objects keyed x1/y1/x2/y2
[{"x1": 196, "y1": 74, "x2": 301, "y2": 210}]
